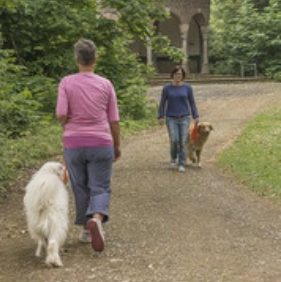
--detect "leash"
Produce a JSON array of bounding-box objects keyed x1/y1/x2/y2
[
  {"x1": 62, "y1": 156, "x2": 68, "y2": 184},
  {"x1": 191, "y1": 122, "x2": 198, "y2": 145}
]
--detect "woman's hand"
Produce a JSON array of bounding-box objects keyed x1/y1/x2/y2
[
  {"x1": 158, "y1": 118, "x2": 165, "y2": 126},
  {"x1": 57, "y1": 115, "x2": 68, "y2": 126},
  {"x1": 110, "y1": 121, "x2": 121, "y2": 162},
  {"x1": 114, "y1": 146, "x2": 121, "y2": 162}
]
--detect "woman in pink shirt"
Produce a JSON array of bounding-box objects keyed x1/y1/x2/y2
[{"x1": 56, "y1": 39, "x2": 121, "y2": 252}]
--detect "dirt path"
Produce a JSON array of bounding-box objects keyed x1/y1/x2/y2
[{"x1": 1, "y1": 83, "x2": 281, "y2": 282}]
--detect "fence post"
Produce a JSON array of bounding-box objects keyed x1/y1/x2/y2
[
  {"x1": 240, "y1": 62, "x2": 244, "y2": 78},
  {"x1": 253, "y1": 63, "x2": 257, "y2": 77}
]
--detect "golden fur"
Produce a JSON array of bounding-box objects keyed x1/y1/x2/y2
[{"x1": 187, "y1": 122, "x2": 214, "y2": 167}]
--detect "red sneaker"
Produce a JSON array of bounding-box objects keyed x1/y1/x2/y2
[{"x1": 87, "y1": 218, "x2": 105, "y2": 252}]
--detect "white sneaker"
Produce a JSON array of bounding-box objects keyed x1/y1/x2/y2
[
  {"x1": 79, "y1": 229, "x2": 91, "y2": 243},
  {"x1": 178, "y1": 165, "x2": 185, "y2": 172},
  {"x1": 170, "y1": 160, "x2": 177, "y2": 168}
]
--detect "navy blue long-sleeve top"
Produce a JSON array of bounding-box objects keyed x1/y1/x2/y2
[{"x1": 158, "y1": 83, "x2": 199, "y2": 119}]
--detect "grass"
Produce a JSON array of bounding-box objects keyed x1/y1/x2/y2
[
  {"x1": 216, "y1": 106, "x2": 281, "y2": 199},
  {"x1": 120, "y1": 113, "x2": 157, "y2": 136}
]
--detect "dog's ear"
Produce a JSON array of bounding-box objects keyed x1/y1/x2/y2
[
  {"x1": 54, "y1": 164, "x2": 64, "y2": 179},
  {"x1": 210, "y1": 124, "x2": 214, "y2": 131},
  {"x1": 197, "y1": 124, "x2": 204, "y2": 132}
]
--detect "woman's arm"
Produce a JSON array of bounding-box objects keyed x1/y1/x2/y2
[
  {"x1": 57, "y1": 115, "x2": 68, "y2": 126},
  {"x1": 56, "y1": 78, "x2": 69, "y2": 127},
  {"x1": 187, "y1": 85, "x2": 199, "y2": 120},
  {"x1": 110, "y1": 121, "x2": 121, "y2": 161},
  {"x1": 158, "y1": 86, "x2": 167, "y2": 119}
]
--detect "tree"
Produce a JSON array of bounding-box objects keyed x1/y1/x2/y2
[
  {"x1": 209, "y1": 0, "x2": 281, "y2": 79},
  {"x1": 0, "y1": 0, "x2": 185, "y2": 129},
  {"x1": 250, "y1": 0, "x2": 270, "y2": 10}
]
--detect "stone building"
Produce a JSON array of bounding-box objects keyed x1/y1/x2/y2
[{"x1": 131, "y1": 0, "x2": 210, "y2": 74}]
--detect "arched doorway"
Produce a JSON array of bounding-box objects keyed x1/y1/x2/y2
[
  {"x1": 155, "y1": 13, "x2": 181, "y2": 73},
  {"x1": 188, "y1": 13, "x2": 206, "y2": 73},
  {"x1": 130, "y1": 3, "x2": 210, "y2": 74},
  {"x1": 131, "y1": 39, "x2": 146, "y2": 63}
]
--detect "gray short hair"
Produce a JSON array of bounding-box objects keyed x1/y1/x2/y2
[{"x1": 74, "y1": 39, "x2": 97, "y2": 66}]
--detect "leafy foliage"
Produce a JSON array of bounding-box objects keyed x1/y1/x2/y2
[
  {"x1": 0, "y1": 32, "x2": 56, "y2": 137},
  {"x1": 0, "y1": 88, "x2": 41, "y2": 138},
  {"x1": 0, "y1": 39, "x2": 34, "y2": 137},
  {"x1": 250, "y1": 0, "x2": 270, "y2": 10},
  {"x1": 0, "y1": 0, "x2": 184, "y2": 194},
  {"x1": 0, "y1": 0, "x2": 183, "y2": 123},
  {"x1": 209, "y1": 0, "x2": 281, "y2": 79},
  {"x1": 100, "y1": 0, "x2": 167, "y2": 39},
  {"x1": 0, "y1": 133, "x2": 8, "y2": 190},
  {"x1": 0, "y1": 123, "x2": 63, "y2": 195},
  {"x1": 0, "y1": 0, "x2": 98, "y2": 77}
]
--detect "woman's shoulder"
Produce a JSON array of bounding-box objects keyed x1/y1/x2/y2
[
  {"x1": 182, "y1": 83, "x2": 193, "y2": 91},
  {"x1": 60, "y1": 73, "x2": 81, "y2": 82},
  {"x1": 93, "y1": 73, "x2": 108, "y2": 81},
  {"x1": 59, "y1": 74, "x2": 77, "y2": 86},
  {"x1": 163, "y1": 83, "x2": 173, "y2": 89},
  {"x1": 93, "y1": 73, "x2": 114, "y2": 86},
  {"x1": 62, "y1": 73, "x2": 111, "y2": 82}
]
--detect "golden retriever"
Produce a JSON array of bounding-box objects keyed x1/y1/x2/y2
[{"x1": 187, "y1": 122, "x2": 214, "y2": 167}]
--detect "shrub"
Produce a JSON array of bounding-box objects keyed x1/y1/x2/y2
[{"x1": 0, "y1": 123, "x2": 63, "y2": 195}]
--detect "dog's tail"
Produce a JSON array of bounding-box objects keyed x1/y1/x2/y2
[
  {"x1": 24, "y1": 173, "x2": 60, "y2": 204},
  {"x1": 24, "y1": 173, "x2": 68, "y2": 231}
]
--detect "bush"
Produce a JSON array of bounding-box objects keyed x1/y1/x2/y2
[
  {"x1": 0, "y1": 123, "x2": 63, "y2": 195},
  {"x1": 0, "y1": 134, "x2": 8, "y2": 192},
  {"x1": 21, "y1": 75, "x2": 58, "y2": 114},
  {"x1": 0, "y1": 88, "x2": 42, "y2": 138},
  {"x1": 0, "y1": 34, "x2": 58, "y2": 138},
  {"x1": 265, "y1": 65, "x2": 281, "y2": 81}
]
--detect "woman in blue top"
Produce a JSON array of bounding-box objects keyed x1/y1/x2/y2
[{"x1": 158, "y1": 66, "x2": 199, "y2": 172}]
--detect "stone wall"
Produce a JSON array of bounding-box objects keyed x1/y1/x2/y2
[
  {"x1": 130, "y1": 0, "x2": 211, "y2": 74},
  {"x1": 166, "y1": 0, "x2": 210, "y2": 26}
]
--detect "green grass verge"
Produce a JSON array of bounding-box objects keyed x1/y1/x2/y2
[
  {"x1": 216, "y1": 106, "x2": 281, "y2": 199},
  {"x1": 120, "y1": 114, "x2": 157, "y2": 136},
  {"x1": 0, "y1": 113, "x2": 158, "y2": 196}
]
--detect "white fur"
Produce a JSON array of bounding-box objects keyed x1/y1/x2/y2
[{"x1": 23, "y1": 161, "x2": 69, "y2": 267}]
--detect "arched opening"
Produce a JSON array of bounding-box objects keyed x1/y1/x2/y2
[
  {"x1": 130, "y1": 13, "x2": 181, "y2": 72},
  {"x1": 155, "y1": 13, "x2": 181, "y2": 73},
  {"x1": 131, "y1": 11, "x2": 209, "y2": 75},
  {"x1": 188, "y1": 13, "x2": 206, "y2": 73},
  {"x1": 130, "y1": 37, "x2": 147, "y2": 64}
]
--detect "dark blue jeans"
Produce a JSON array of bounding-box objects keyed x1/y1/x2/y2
[
  {"x1": 166, "y1": 116, "x2": 190, "y2": 166},
  {"x1": 64, "y1": 147, "x2": 113, "y2": 225}
]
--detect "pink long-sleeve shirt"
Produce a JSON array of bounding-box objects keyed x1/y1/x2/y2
[{"x1": 56, "y1": 72, "x2": 119, "y2": 148}]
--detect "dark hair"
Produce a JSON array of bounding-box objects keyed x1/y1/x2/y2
[
  {"x1": 74, "y1": 39, "x2": 97, "y2": 66},
  {"x1": 170, "y1": 66, "x2": 186, "y2": 80}
]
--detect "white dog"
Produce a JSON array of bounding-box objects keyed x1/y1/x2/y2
[{"x1": 23, "y1": 161, "x2": 69, "y2": 267}]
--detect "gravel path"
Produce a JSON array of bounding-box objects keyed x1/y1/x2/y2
[{"x1": 1, "y1": 82, "x2": 281, "y2": 282}]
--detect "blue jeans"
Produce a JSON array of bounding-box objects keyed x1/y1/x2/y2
[
  {"x1": 64, "y1": 147, "x2": 113, "y2": 225},
  {"x1": 166, "y1": 116, "x2": 190, "y2": 166}
]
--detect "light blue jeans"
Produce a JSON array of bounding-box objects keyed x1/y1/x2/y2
[{"x1": 166, "y1": 116, "x2": 190, "y2": 166}]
